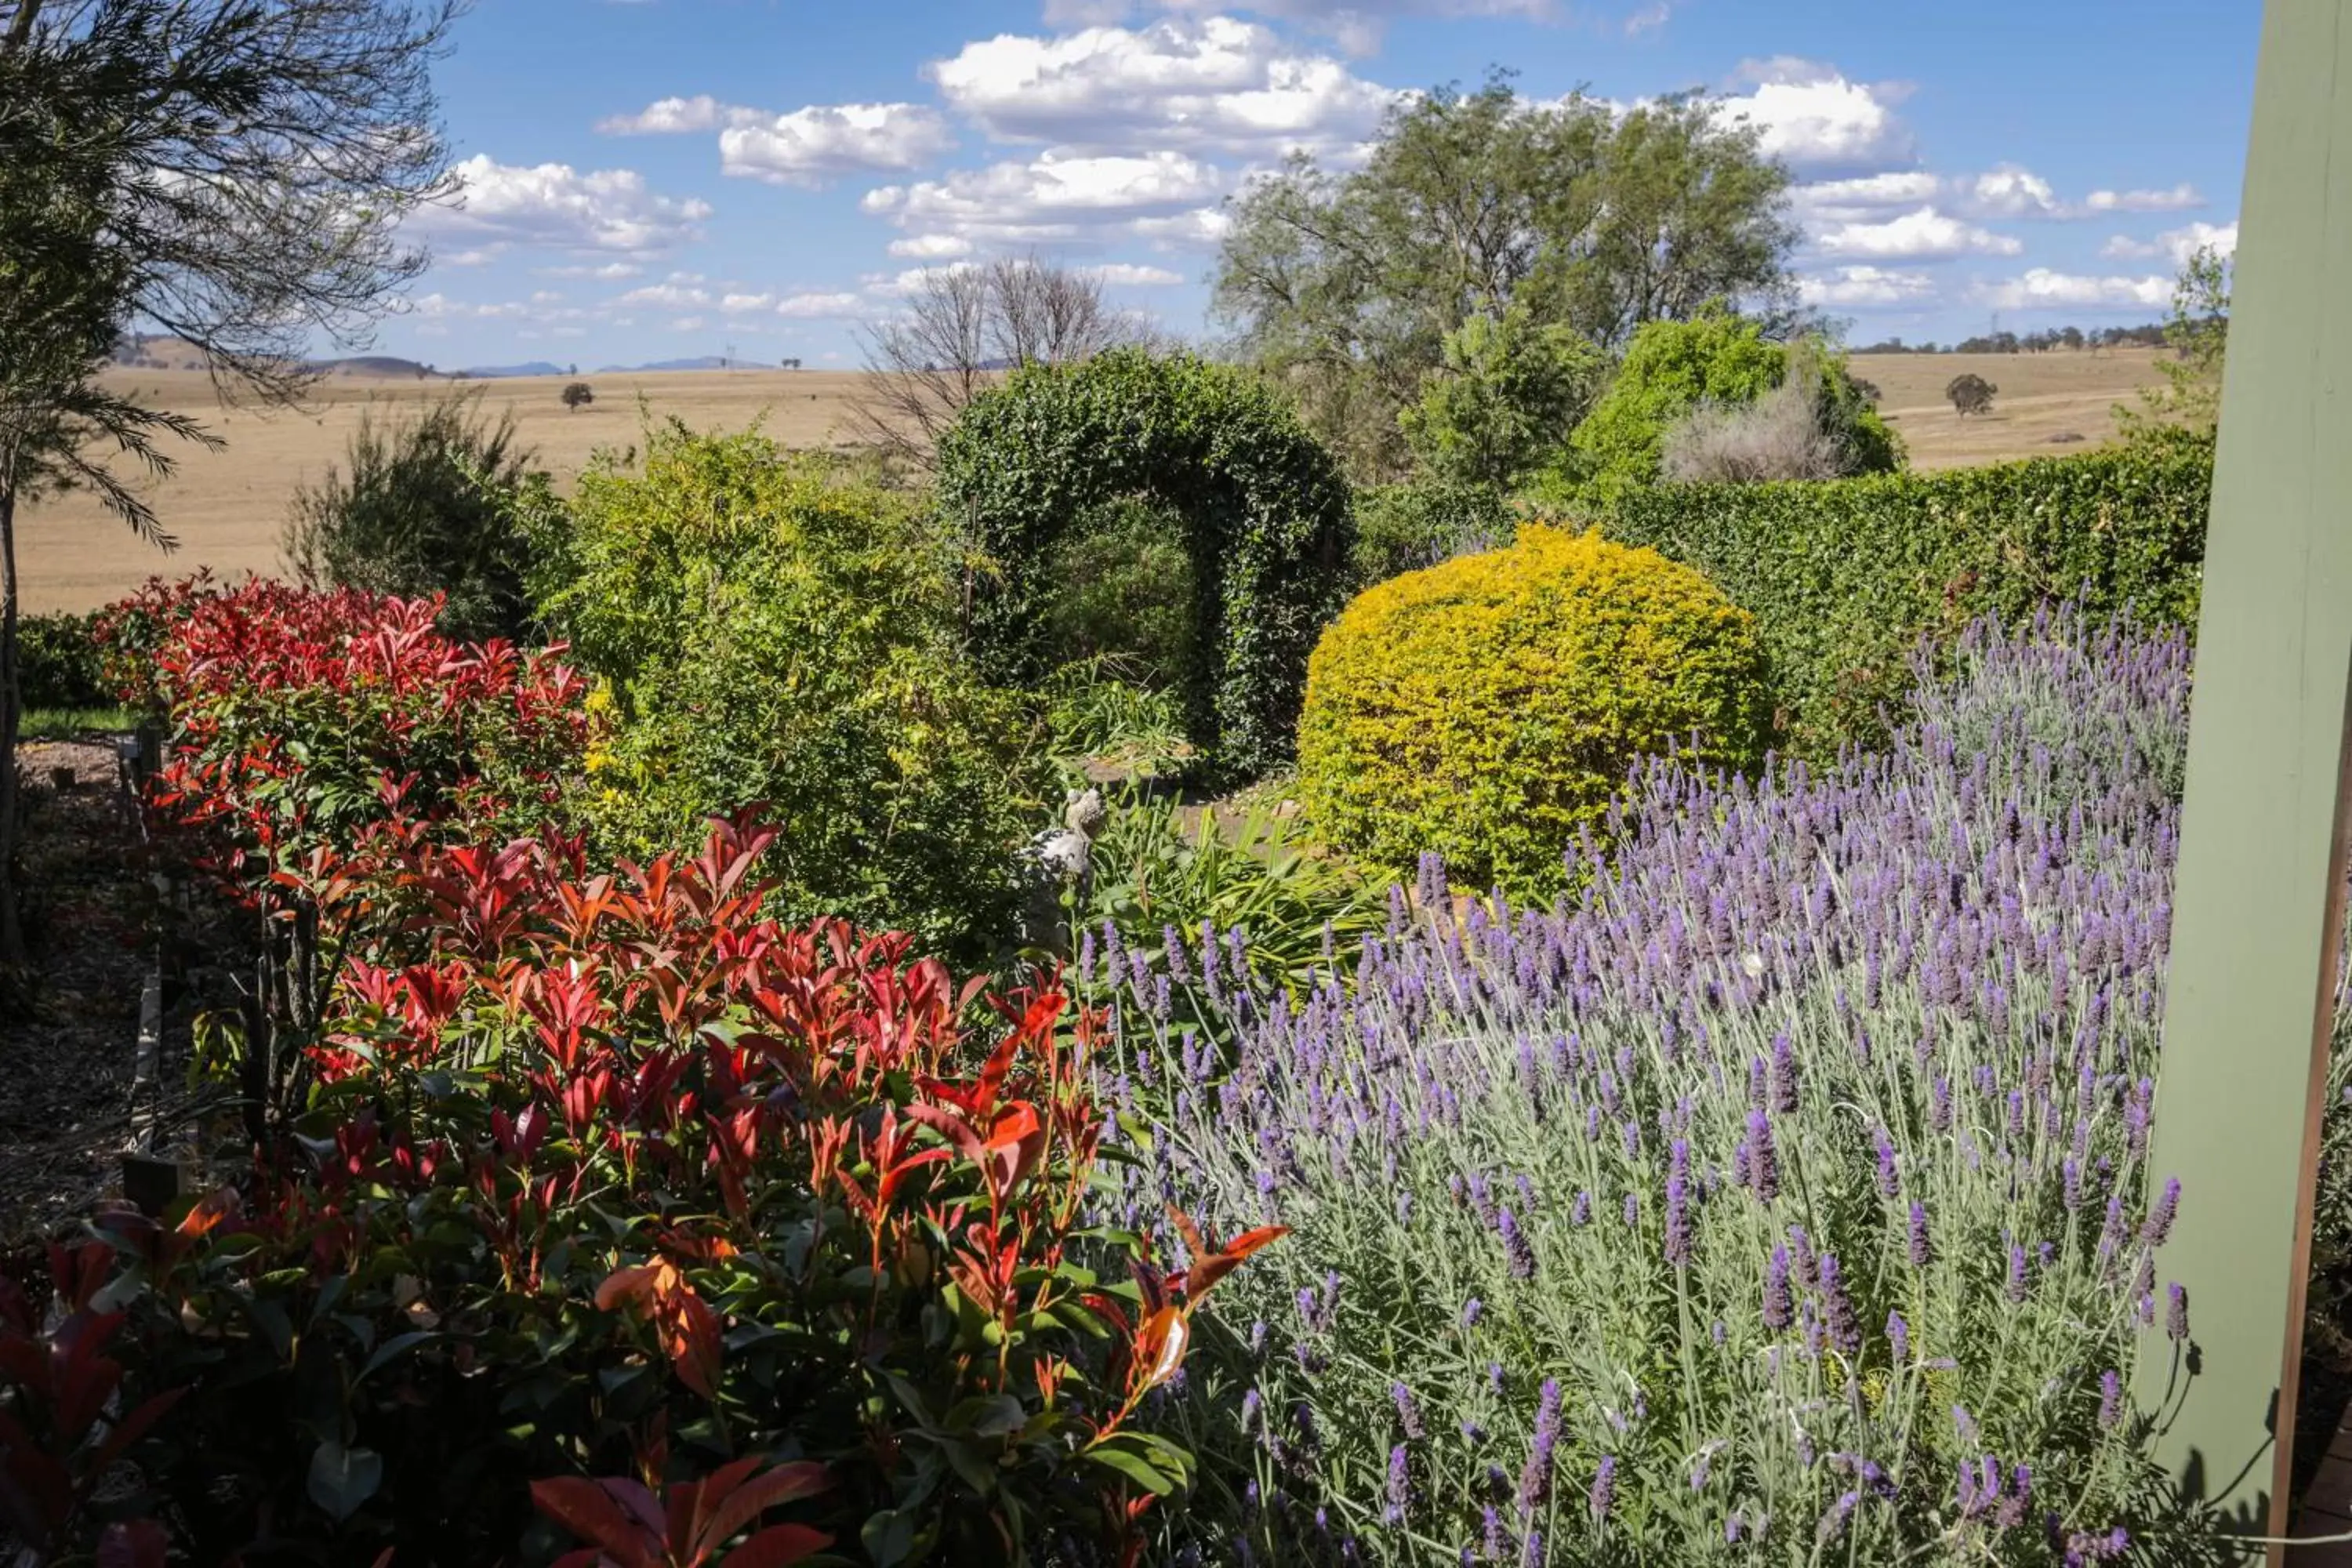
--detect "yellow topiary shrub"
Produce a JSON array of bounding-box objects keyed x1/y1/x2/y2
[{"x1": 1298, "y1": 524, "x2": 1769, "y2": 891}]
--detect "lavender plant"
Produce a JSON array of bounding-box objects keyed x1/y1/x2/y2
[{"x1": 1088, "y1": 608, "x2": 2237, "y2": 1563}]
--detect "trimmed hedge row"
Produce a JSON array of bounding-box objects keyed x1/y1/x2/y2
[
  {"x1": 1584, "y1": 439, "x2": 2213, "y2": 753},
  {"x1": 19, "y1": 610, "x2": 112, "y2": 709}
]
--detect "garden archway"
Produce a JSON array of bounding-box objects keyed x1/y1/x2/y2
[{"x1": 935, "y1": 350, "x2": 1354, "y2": 776}]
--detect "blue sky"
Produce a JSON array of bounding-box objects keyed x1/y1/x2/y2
[{"x1": 383, "y1": 0, "x2": 2262, "y2": 371}]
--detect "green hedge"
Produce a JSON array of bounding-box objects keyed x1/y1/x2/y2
[
  {"x1": 19, "y1": 611, "x2": 112, "y2": 709},
  {"x1": 1587, "y1": 440, "x2": 2212, "y2": 753}
]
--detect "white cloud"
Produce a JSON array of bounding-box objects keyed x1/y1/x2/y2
[
  {"x1": 670, "y1": 315, "x2": 706, "y2": 331},
  {"x1": 1092, "y1": 262, "x2": 1187, "y2": 285},
  {"x1": 720, "y1": 103, "x2": 957, "y2": 186},
  {"x1": 1976, "y1": 268, "x2": 2173, "y2": 312},
  {"x1": 1044, "y1": 0, "x2": 1555, "y2": 54},
  {"x1": 720, "y1": 292, "x2": 775, "y2": 313},
  {"x1": 2085, "y1": 183, "x2": 2202, "y2": 213},
  {"x1": 1791, "y1": 171, "x2": 1943, "y2": 224},
  {"x1": 536, "y1": 260, "x2": 644, "y2": 280},
  {"x1": 928, "y1": 16, "x2": 1397, "y2": 157},
  {"x1": 2103, "y1": 218, "x2": 2238, "y2": 266},
  {"x1": 887, "y1": 234, "x2": 975, "y2": 260},
  {"x1": 1796, "y1": 265, "x2": 1938, "y2": 307},
  {"x1": 775, "y1": 292, "x2": 869, "y2": 318},
  {"x1": 597, "y1": 94, "x2": 762, "y2": 135},
  {"x1": 1716, "y1": 58, "x2": 1914, "y2": 176},
  {"x1": 1814, "y1": 207, "x2": 2021, "y2": 261},
  {"x1": 616, "y1": 281, "x2": 713, "y2": 308},
  {"x1": 863, "y1": 150, "x2": 1230, "y2": 246},
  {"x1": 409, "y1": 154, "x2": 710, "y2": 259},
  {"x1": 1962, "y1": 164, "x2": 2064, "y2": 220}
]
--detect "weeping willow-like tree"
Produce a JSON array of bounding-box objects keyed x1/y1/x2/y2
[{"x1": 0, "y1": 0, "x2": 461, "y2": 964}]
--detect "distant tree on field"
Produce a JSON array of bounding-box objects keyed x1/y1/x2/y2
[
  {"x1": 851, "y1": 255, "x2": 1146, "y2": 467},
  {"x1": 1946, "y1": 374, "x2": 1998, "y2": 417},
  {"x1": 562, "y1": 381, "x2": 594, "y2": 412}
]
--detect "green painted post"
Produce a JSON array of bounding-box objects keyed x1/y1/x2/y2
[{"x1": 2142, "y1": 2, "x2": 2352, "y2": 1555}]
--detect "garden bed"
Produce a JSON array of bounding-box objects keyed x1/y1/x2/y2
[{"x1": 0, "y1": 740, "x2": 153, "y2": 1241}]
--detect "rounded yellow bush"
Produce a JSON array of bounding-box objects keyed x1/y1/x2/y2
[{"x1": 1298, "y1": 524, "x2": 1769, "y2": 891}]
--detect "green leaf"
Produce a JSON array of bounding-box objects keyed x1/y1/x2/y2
[
  {"x1": 861, "y1": 1508, "x2": 920, "y2": 1568},
  {"x1": 1080, "y1": 1442, "x2": 1179, "y2": 1497},
  {"x1": 306, "y1": 1440, "x2": 383, "y2": 1523}
]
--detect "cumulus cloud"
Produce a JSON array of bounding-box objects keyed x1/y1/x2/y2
[
  {"x1": 535, "y1": 260, "x2": 644, "y2": 280},
  {"x1": 1961, "y1": 164, "x2": 2065, "y2": 220},
  {"x1": 775, "y1": 292, "x2": 869, "y2": 318},
  {"x1": 2085, "y1": 183, "x2": 2202, "y2": 213},
  {"x1": 408, "y1": 154, "x2": 710, "y2": 258},
  {"x1": 1715, "y1": 58, "x2": 1914, "y2": 176},
  {"x1": 929, "y1": 16, "x2": 1398, "y2": 157},
  {"x1": 615, "y1": 281, "x2": 713, "y2": 309},
  {"x1": 1042, "y1": 0, "x2": 1555, "y2": 55},
  {"x1": 1790, "y1": 171, "x2": 1943, "y2": 224},
  {"x1": 1975, "y1": 268, "x2": 2172, "y2": 312},
  {"x1": 862, "y1": 149, "x2": 1230, "y2": 246},
  {"x1": 887, "y1": 233, "x2": 975, "y2": 260},
  {"x1": 597, "y1": 94, "x2": 762, "y2": 135},
  {"x1": 1796, "y1": 265, "x2": 1938, "y2": 308},
  {"x1": 720, "y1": 103, "x2": 957, "y2": 186},
  {"x1": 1813, "y1": 207, "x2": 2021, "y2": 261},
  {"x1": 2102, "y1": 219, "x2": 2237, "y2": 266},
  {"x1": 1091, "y1": 262, "x2": 1187, "y2": 285}
]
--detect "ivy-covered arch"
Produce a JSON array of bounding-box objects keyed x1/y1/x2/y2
[{"x1": 936, "y1": 349, "x2": 1354, "y2": 776}]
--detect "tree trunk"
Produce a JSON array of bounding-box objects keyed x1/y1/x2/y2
[{"x1": 0, "y1": 480, "x2": 24, "y2": 964}]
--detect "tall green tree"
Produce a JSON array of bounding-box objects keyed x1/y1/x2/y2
[
  {"x1": 0, "y1": 0, "x2": 459, "y2": 964},
  {"x1": 2116, "y1": 242, "x2": 2230, "y2": 447},
  {"x1": 1398, "y1": 306, "x2": 1609, "y2": 492},
  {"x1": 1212, "y1": 72, "x2": 1798, "y2": 477}
]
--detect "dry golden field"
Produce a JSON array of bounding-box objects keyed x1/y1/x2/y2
[
  {"x1": 1864, "y1": 347, "x2": 2169, "y2": 472},
  {"x1": 17, "y1": 349, "x2": 2173, "y2": 613},
  {"x1": 20, "y1": 365, "x2": 882, "y2": 612}
]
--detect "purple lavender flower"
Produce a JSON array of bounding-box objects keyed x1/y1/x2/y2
[
  {"x1": 1819, "y1": 1252, "x2": 1859, "y2": 1356},
  {"x1": 1746, "y1": 1108, "x2": 1780, "y2": 1203},
  {"x1": 1623, "y1": 1190, "x2": 1640, "y2": 1229},
  {"x1": 1392, "y1": 1381, "x2": 1424, "y2": 1440},
  {"x1": 1461, "y1": 1298, "x2": 1483, "y2": 1329},
  {"x1": 1887, "y1": 1311, "x2": 1909, "y2": 1367},
  {"x1": 1516, "y1": 1380, "x2": 1563, "y2": 1515},
  {"x1": 2168, "y1": 1282, "x2": 2190, "y2": 1342},
  {"x1": 2007, "y1": 1243, "x2": 2031, "y2": 1304},
  {"x1": 1483, "y1": 1504, "x2": 1506, "y2": 1561},
  {"x1": 1385, "y1": 1443, "x2": 1412, "y2": 1525},
  {"x1": 1664, "y1": 1173, "x2": 1692, "y2": 1269},
  {"x1": 2142, "y1": 1177, "x2": 2180, "y2": 1248},
  {"x1": 1763, "y1": 1244, "x2": 1794, "y2": 1330},
  {"x1": 1817, "y1": 1490, "x2": 1859, "y2": 1544},
  {"x1": 1872, "y1": 1127, "x2": 1900, "y2": 1197},
  {"x1": 1909, "y1": 1201, "x2": 1933, "y2": 1268},
  {"x1": 1498, "y1": 1207, "x2": 1537, "y2": 1279},
  {"x1": 2098, "y1": 1369, "x2": 2122, "y2": 1428},
  {"x1": 1771, "y1": 1032, "x2": 1799, "y2": 1112},
  {"x1": 1588, "y1": 1455, "x2": 1617, "y2": 1520},
  {"x1": 1571, "y1": 1189, "x2": 1592, "y2": 1227}
]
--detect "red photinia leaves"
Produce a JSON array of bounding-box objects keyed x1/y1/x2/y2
[
  {"x1": 0, "y1": 1250, "x2": 187, "y2": 1555},
  {"x1": 1163, "y1": 1210, "x2": 1291, "y2": 1303},
  {"x1": 531, "y1": 1459, "x2": 831, "y2": 1568},
  {"x1": 595, "y1": 1258, "x2": 724, "y2": 1399}
]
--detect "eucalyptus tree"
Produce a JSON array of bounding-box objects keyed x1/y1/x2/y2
[{"x1": 1212, "y1": 73, "x2": 1800, "y2": 477}]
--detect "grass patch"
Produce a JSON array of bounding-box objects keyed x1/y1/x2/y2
[{"x1": 19, "y1": 706, "x2": 136, "y2": 739}]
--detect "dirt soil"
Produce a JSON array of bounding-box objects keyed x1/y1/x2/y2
[{"x1": 0, "y1": 740, "x2": 151, "y2": 1241}]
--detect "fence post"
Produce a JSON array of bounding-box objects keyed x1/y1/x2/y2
[{"x1": 2141, "y1": 3, "x2": 2352, "y2": 1555}]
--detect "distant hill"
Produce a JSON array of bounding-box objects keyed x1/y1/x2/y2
[
  {"x1": 456, "y1": 361, "x2": 569, "y2": 379},
  {"x1": 319, "y1": 354, "x2": 441, "y2": 380},
  {"x1": 593, "y1": 356, "x2": 783, "y2": 374}
]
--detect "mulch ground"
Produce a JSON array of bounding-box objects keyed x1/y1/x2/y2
[{"x1": 0, "y1": 739, "x2": 153, "y2": 1243}]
